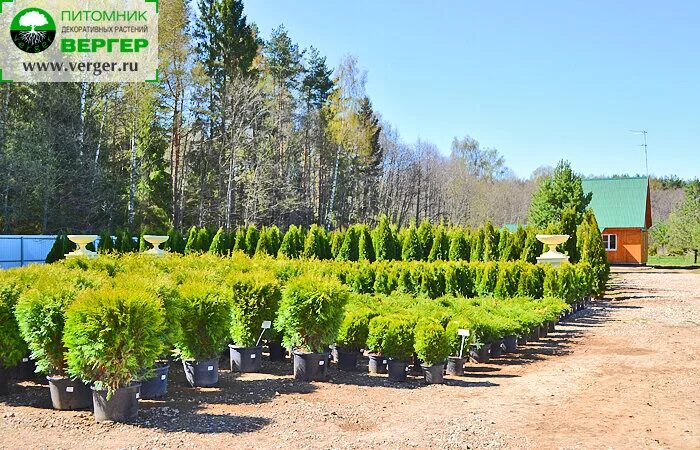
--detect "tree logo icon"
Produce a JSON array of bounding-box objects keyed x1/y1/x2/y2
[{"x1": 10, "y1": 8, "x2": 56, "y2": 54}]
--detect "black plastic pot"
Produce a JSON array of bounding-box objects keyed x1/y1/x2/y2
[
  {"x1": 0, "y1": 367, "x2": 8, "y2": 396},
  {"x1": 528, "y1": 329, "x2": 540, "y2": 342},
  {"x1": 503, "y1": 335, "x2": 518, "y2": 353},
  {"x1": 15, "y1": 355, "x2": 36, "y2": 381},
  {"x1": 490, "y1": 340, "x2": 504, "y2": 358},
  {"x1": 268, "y1": 342, "x2": 286, "y2": 362},
  {"x1": 140, "y1": 364, "x2": 170, "y2": 399},
  {"x1": 335, "y1": 348, "x2": 359, "y2": 371},
  {"x1": 539, "y1": 325, "x2": 548, "y2": 338},
  {"x1": 368, "y1": 354, "x2": 388, "y2": 374},
  {"x1": 229, "y1": 345, "x2": 262, "y2": 373},
  {"x1": 421, "y1": 363, "x2": 444, "y2": 384},
  {"x1": 470, "y1": 343, "x2": 491, "y2": 363},
  {"x1": 293, "y1": 351, "x2": 329, "y2": 381},
  {"x1": 183, "y1": 358, "x2": 219, "y2": 387},
  {"x1": 446, "y1": 356, "x2": 466, "y2": 376},
  {"x1": 411, "y1": 353, "x2": 423, "y2": 374},
  {"x1": 92, "y1": 384, "x2": 140, "y2": 422},
  {"x1": 387, "y1": 359, "x2": 407, "y2": 382},
  {"x1": 548, "y1": 321, "x2": 556, "y2": 333},
  {"x1": 517, "y1": 335, "x2": 528, "y2": 346},
  {"x1": 47, "y1": 376, "x2": 92, "y2": 410}
]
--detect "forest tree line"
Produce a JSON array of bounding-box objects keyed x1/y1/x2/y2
[{"x1": 0, "y1": 0, "x2": 691, "y2": 237}]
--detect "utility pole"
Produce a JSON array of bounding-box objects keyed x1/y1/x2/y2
[{"x1": 630, "y1": 130, "x2": 648, "y2": 177}]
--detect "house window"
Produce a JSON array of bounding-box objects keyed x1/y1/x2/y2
[{"x1": 602, "y1": 234, "x2": 617, "y2": 251}]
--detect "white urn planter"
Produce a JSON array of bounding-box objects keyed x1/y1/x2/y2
[
  {"x1": 66, "y1": 235, "x2": 99, "y2": 259},
  {"x1": 535, "y1": 234, "x2": 570, "y2": 267},
  {"x1": 143, "y1": 235, "x2": 169, "y2": 257}
]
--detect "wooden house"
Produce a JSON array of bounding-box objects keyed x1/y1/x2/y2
[{"x1": 582, "y1": 177, "x2": 652, "y2": 265}]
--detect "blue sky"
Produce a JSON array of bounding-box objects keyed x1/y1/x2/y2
[{"x1": 244, "y1": 1, "x2": 699, "y2": 180}]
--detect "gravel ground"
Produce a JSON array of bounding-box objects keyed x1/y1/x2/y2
[{"x1": 1, "y1": 267, "x2": 699, "y2": 449}]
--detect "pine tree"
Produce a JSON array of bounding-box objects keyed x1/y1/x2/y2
[
  {"x1": 528, "y1": 160, "x2": 592, "y2": 228},
  {"x1": 482, "y1": 221, "x2": 497, "y2": 262},
  {"x1": 97, "y1": 231, "x2": 114, "y2": 254},
  {"x1": 497, "y1": 228, "x2": 512, "y2": 261},
  {"x1": 521, "y1": 227, "x2": 542, "y2": 263},
  {"x1": 560, "y1": 206, "x2": 579, "y2": 262},
  {"x1": 304, "y1": 224, "x2": 329, "y2": 259},
  {"x1": 470, "y1": 228, "x2": 484, "y2": 262},
  {"x1": 267, "y1": 225, "x2": 282, "y2": 256},
  {"x1": 45, "y1": 233, "x2": 67, "y2": 263},
  {"x1": 511, "y1": 225, "x2": 527, "y2": 260},
  {"x1": 279, "y1": 225, "x2": 303, "y2": 258},
  {"x1": 196, "y1": 227, "x2": 212, "y2": 252},
  {"x1": 577, "y1": 209, "x2": 609, "y2": 296},
  {"x1": 255, "y1": 228, "x2": 272, "y2": 256}
]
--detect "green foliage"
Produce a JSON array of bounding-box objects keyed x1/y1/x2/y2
[
  {"x1": 667, "y1": 180, "x2": 700, "y2": 260},
  {"x1": 528, "y1": 160, "x2": 592, "y2": 228},
  {"x1": 330, "y1": 229, "x2": 345, "y2": 259},
  {"x1": 209, "y1": 227, "x2": 229, "y2": 255},
  {"x1": 482, "y1": 221, "x2": 498, "y2": 262},
  {"x1": 477, "y1": 261, "x2": 498, "y2": 296},
  {"x1": 275, "y1": 275, "x2": 349, "y2": 352},
  {"x1": 279, "y1": 225, "x2": 304, "y2": 258},
  {"x1": 337, "y1": 225, "x2": 360, "y2": 261},
  {"x1": 413, "y1": 319, "x2": 450, "y2": 366},
  {"x1": 373, "y1": 266, "x2": 397, "y2": 294},
  {"x1": 383, "y1": 316, "x2": 415, "y2": 360},
  {"x1": 428, "y1": 227, "x2": 450, "y2": 262},
  {"x1": 446, "y1": 318, "x2": 473, "y2": 357},
  {"x1": 357, "y1": 225, "x2": 376, "y2": 262},
  {"x1": 184, "y1": 226, "x2": 198, "y2": 255},
  {"x1": 497, "y1": 228, "x2": 512, "y2": 261},
  {"x1": 576, "y1": 209, "x2": 609, "y2": 296},
  {"x1": 166, "y1": 229, "x2": 186, "y2": 254},
  {"x1": 0, "y1": 282, "x2": 26, "y2": 369},
  {"x1": 233, "y1": 227, "x2": 248, "y2": 253},
  {"x1": 174, "y1": 282, "x2": 231, "y2": 360},
  {"x1": 64, "y1": 287, "x2": 164, "y2": 396},
  {"x1": 336, "y1": 308, "x2": 374, "y2": 352},
  {"x1": 470, "y1": 228, "x2": 484, "y2": 262},
  {"x1": 372, "y1": 215, "x2": 396, "y2": 261},
  {"x1": 401, "y1": 226, "x2": 423, "y2": 262},
  {"x1": 255, "y1": 227, "x2": 273, "y2": 257},
  {"x1": 521, "y1": 227, "x2": 542, "y2": 263},
  {"x1": 97, "y1": 231, "x2": 114, "y2": 254},
  {"x1": 347, "y1": 262, "x2": 376, "y2": 294},
  {"x1": 560, "y1": 206, "x2": 579, "y2": 262},
  {"x1": 417, "y1": 219, "x2": 434, "y2": 260},
  {"x1": 304, "y1": 224, "x2": 331, "y2": 260},
  {"x1": 45, "y1": 233, "x2": 73, "y2": 263},
  {"x1": 245, "y1": 225, "x2": 260, "y2": 257},
  {"x1": 448, "y1": 230, "x2": 470, "y2": 261},
  {"x1": 229, "y1": 272, "x2": 281, "y2": 347},
  {"x1": 420, "y1": 264, "x2": 445, "y2": 299},
  {"x1": 15, "y1": 286, "x2": 77, "y2": 375},
  {"x1": 366, "y1": 315, "x2": 392, "y2": 354}
]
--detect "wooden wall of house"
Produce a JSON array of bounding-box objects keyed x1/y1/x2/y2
[{"x1": 602, "y1": 227, "x2": 648, "y2": 265}]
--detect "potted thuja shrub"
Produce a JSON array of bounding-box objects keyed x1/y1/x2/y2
[
  {"x1": 0, "y1": 282, "x2": 27, "y2": 396},
  {"x1": 334, "y1": 308, "x2": 374, "y2": 371},
  {"x1": 14, "y1": 286, "x2": 92, "y2": 410},
  {"x1": 383, "y1": 316, "x2": 415, "y2": 382},
  {"x1": 275, "y1": 275, "x2": 348, "y2": 381},
  {"x1": 228, "y1": 272, "x2": 281, "y2": 373},
  {"x1": 175, "y1": 282, "x2": 231, "y2": 387},
  {"x1": 366, "y1": 316, "x2": 392, "y2": 374},
  {"x1": 63, "y1": 287, "x2": 165, "y2": 422},
  {"x1": 445, "y1": 319, "x2": 472, "y2": 376},
  {"x1": 414, "y1": 319, "x2": 450, "y2": 384},
  {"x1": 140, "y1": 284, "x2": 183, "y2": 399}
]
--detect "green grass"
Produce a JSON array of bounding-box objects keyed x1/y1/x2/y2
[{"x1": 647, "y1": 254, "x2": 700, "y2": 268}]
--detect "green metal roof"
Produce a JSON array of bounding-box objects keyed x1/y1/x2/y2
[{"x1": 582, "y1": 177, "x2": 651, "y2": 229}]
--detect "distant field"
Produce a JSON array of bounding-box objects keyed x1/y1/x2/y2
[{"x1": 647, "y1": 254, "x2": 700, "y2": 267}]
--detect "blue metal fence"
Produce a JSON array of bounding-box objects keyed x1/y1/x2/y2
[{"x1": 0, "y1": 235, "x2": 56, "y2": 269}]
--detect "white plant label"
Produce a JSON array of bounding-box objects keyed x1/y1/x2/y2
[
  {"x1": 383, "y1": 360, "x2": 387, "y2": 364},
  {"x1": 318, "y1": 360, "x2": 325, "y2": 366},
  {"x1": 66, "y1": 386, "x2": 74, "y2": 393},
  {"x1": 135, "y1": 393, "x2": 140, "y2": 399},
  {"x1": 160, "y1": 375, "x2": 166, "y2": 380},
  {"x1": 207, "y1": 366, "x2": 214, "y2": 371},
  {"x1": 22, "y1": 358, "x2": 29, "y2": 362},
  {"x1": 261, "y1": 320, "x2": 272, "y2": 329},
  {"x1": 250, "y1": 354, "x2": 256, "y2": 359},
  {"x1": 458, "y1": 329, "x2": 470, "y2": 337}
]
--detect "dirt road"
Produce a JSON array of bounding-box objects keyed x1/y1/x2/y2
[{"x1": 1, "y1": 268, "x2": 699, "y2": 449}]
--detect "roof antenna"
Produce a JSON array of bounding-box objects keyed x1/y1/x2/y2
[{"x1": 630, "y1": 130, "x2": 648, "y2": 177}]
